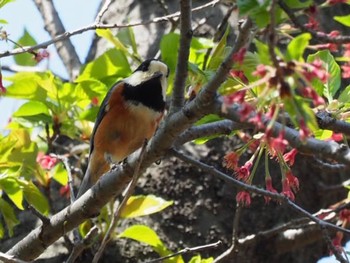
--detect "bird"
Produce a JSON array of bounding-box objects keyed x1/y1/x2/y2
[{"x1": 77, "y1": 59, "x2": 169, "y2": 197}]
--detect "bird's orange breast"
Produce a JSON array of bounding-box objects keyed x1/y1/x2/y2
[{"x1": 92, "y1": 85, "x2": 163, "y2": 165}]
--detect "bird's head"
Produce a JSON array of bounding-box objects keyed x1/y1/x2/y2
[{"x1": 125, "y1": 59, "x2": 169, "y2": 102}]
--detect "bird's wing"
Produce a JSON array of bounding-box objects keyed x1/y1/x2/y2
[{"x1": 89, "y1": 80, "x2": 123, "y2": 155}]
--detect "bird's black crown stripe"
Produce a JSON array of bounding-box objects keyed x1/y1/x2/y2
[
  {"x1": 122, "y1": 75, "x2": 165, "y2": 112},
  {"x1": 134, "y1": 59, "x2": 156, "y2": 72}
]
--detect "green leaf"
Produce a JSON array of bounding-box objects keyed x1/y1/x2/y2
[
  {"x1": 334, "y1": 15, "x2": 350, "y2": 27},
  {"x1": 0, "y1": 221, "x2": 4, "y2": 238},
  {"x1": 0, "y1": 19, "x2": 8, "y2": 24},
  {"x1": 116, "y1": 27, "x2": 139, "y2": 56},
  {"x1": 189, "y1": 255, "x2": 214, "y2": 263},
  {"x1": 338, "y1": 85, "x2": 350, "y2": 103},
  {"x1": 22, "y1": 181, "x2": 49, "y2": 215},
  {"x1": 120, "y1": 195, "x2": 173, "y2": 219},
  {"x1": 160, "y1": 33, "x2": 180, "y2": 74},
  {"x1": 51, "y1": 162, "x2": 68, "y2": 186},
  {"x1": 119, "y1": 225, "x2": 183, "y2": 263},
  {"x1": 307, "y1": 50, "x2": 341, "y2": 102},
  {"x1": 254, "y1": 40, "x2": 271, "y2": 65},
  {"x1": 0, "y1": 198, "x2": 19, "y2": 237},
  {"x1": 78, "y1": 49, "x2": 131, "y2": 83},
  {"x1": 0, "y1": 176, "x2": 24, "y2": 210},
  {"x1": 14, "y1": 29, "x2": 37, "y2": 66},
  {"x1": 284, "y1": 0, "x2": 312, "y2": 8},
  {"x1": 13, "y1": 100, "x2": 51, "y2": 123},
  {"x1": 96, "y1": 29, "x2": 129, "y2": 54},
  {"x1": 237, "y1": 0, "x2": 271, "y2": 28},
  {"x1": 314, "y1": 129, "x2": 333, "y2": 140},
  {"x1": 0, "y1": 0, "x2": 14, "y2": 9},
  {"x1": 207, "y1": 26, "x2": 229, "y2": 70},
  {"x1": 286, "y1": 33, "x2": 311, "y2": 61},
  {"x1": 5, "y1": 72, "x2": 48, "y2": 101}
]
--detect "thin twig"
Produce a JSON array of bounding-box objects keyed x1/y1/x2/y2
[
  {"x1": 95, "y1": 0, "x2": 113, "y2": 24},
  {"x1": 0, "y1": 0, "x2": 220, "y2": 59},
  {"x1": 52, "y1": 154, "x2": 76, "y2": 203},
  {"x1": 321, "y1": 227, "x2": 348, "y2": 263},
  {"x1": 26, "y1": 204, "x2": 50, "y2": 225},
  {"x1": 213, "y1": 204, "x2": 242, "y2": 262},
  {"x1": 92, "y1": 140, "x2": 149, "y2": 263},
  {"x1": 144, "y1": 240, "x2": 222, "y2": 263},
  {"x1": 65, "y1": 226, "x2": 99, "y2": 263}
]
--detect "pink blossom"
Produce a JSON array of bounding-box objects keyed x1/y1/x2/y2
[
  {"x1": 281, "y1": 178, "x2": 295, "y2": 201},
  {"x1": 91, "y1": 96, "x2": 99, "y2": 106},
  {"x1": 223, "y1": 152, "x2": 240, "y2": 171},
  {"x1": 286, "y1": 170, "x2": 299, "y2": 192},
  {"x1": 299, "y1": 119, "x2": 310, "y2": 141},
  {"x1": 59, "y1": 184, "x2": 70, "y2": 199},
  {"x1": 36, "y1": 152, "x2": 58, "y2": 170},
  {"x1": 232, "y1": 47, "x2": 247, "y2": 65},
  {"x1": 236, "y1": 191, "x2": 251, "y2": 207},
  {"x1": 238, "y1": 102, "x2": 255, "y2": 121},
  {"x1": 248, "y1": 112, "x2": 265, "y2": 130},
  {"x1": 252, "y1": 64, "x2": 267, "y2": 78},
  {"x1": 268, "y1": 132, "x2": 288, "y2": 157},
  {"x1": 223, "y1": 90, "x2": 246, "y2": 105},
  {"x1": 230, "y1": 70, "x2": 248, "y2": 84},
  {"x1": 301, "y1": 86, "x2": 325, "y2": 106},
  {"x1": 341, "y1": 64, "x2": 350, "y2": 78},
  {"x1": 283, "y1": 148, "x2": 298, "y2": 166},
  {"x1": 236, "y1": 161, "x2": 253, "y2": 181},
  {"x1": 264, "y1": 177, "x2": 277, "y2": 203},
  {"x1": 0, "y1": 73, "x2": 6, "y2": 93},
  {"x1": 34, "y1": 49, "x2": 50, "y2": 63}
]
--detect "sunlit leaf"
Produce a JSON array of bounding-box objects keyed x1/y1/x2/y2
[
  {"x1": 13, "y1": 100, "x2": 51, "y2": 123},
  {"x1": 0, "y1": 198, "x2": 19, "y2": 237},
  {"x1": 284, "y1": 0, "x2": 312, "y2": 8},
  {"x1": 0, "y1": 175, "x2": 24, "y2": 210},
  {"x1": 5, "y1": 72, "x2": 48, "y2": 101},
  {"x1": 286, "y1": 33, "x2": 311, "y2": 61},
  {"x1": 51, "y1": 162, "x2": 68, "y2": 186},
  {"x1": 314, "y1": 129, "x2": 333, "y2": 140},
  {"x1": 119, "y1": 225, "x2": 183, "y2": 263},
  {"x1": 334, "y1": 15, "x2": 350, "y2": 27},
  {"x1": 22, "y1": 181, "x2": 49, "y2": 215},
  {"x1": 120, "y1": 195, "x2": 173, "y2": 218},
  {"x1": 307, "y1": 50, "x2": 341, "y2": 102},
  {"x1": 14, "y1": 29, "x2": 37, "y2": 66},
  {"x1": 78, "y1": 49, "x2": 131, "y2": 84},
  {"x1": 207, "y1": 26, "x2": 229, "y2": 70},
  {"x1": 0, "y1": 0, "x2": 15, "y2": 10}
]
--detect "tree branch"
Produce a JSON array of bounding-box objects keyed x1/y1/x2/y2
[
  {"x1": 0, "y1": 0, "x2": 220, "y2": 60},
  {"x1": 216, "y1": 101, "x2": 350, "y2": 166},
  {"x1": 32, "y1": 0, "x2": 82, "y2": 80},
  {"x1": 174, "y1": 119, "x2": 248, "y2": 147},
  {"x1": 169, "y1": 0, "x2": 193, "y2": 114}
]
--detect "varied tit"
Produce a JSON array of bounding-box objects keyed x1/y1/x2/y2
[{"x1": 77, "y1": 59, "x2": 169, "y2": 197}]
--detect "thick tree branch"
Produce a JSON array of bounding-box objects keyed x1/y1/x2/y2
[
  {"x1": 33, "y1": 0, "x2": 82, "y2": 80},
  {"x1": 169, "y1": 0, "x2": 193, "y2": 114},
  {"x1": 174, "y1": 120, "x2": 248, "y2": 147},
  {"x1": 216, "y1": 102, "x2": 350, "y2": 166}
]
